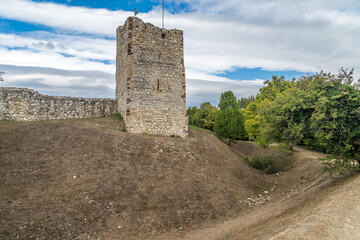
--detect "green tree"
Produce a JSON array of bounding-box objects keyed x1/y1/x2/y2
[
  {"x1": 244, "y1": 101, "x2": 262, "y2": 140},
  {"x1": 255, "y1": 86, "x2": 313, "y2": 148},
  {"x1": 214, "y1": 91, "x2": 246, "y2": 145},
  {"x1": 308, "y1": 70, "x2": 360, "y2": 173},
  {"x1": 257, "y1": 76, "x2": 294, "y2": 102},
  {"x1": 244, "y1": 76, "x2": 294, "y2": 140},
  {"x1": 238, "y1": 95, "x2": 255, "y2": 109},
  {"x1": 257, "y1": 69, "x2": 360, "y2": 173},
  {"x1": 187, "y1": 106, "x2": 198, "y2": 125},
  {"x1": 193, "y1": 102, "x2": 218, "y2": 130}
]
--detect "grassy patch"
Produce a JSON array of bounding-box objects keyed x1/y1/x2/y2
[
  {"x1": 112, "y1": 113, "x2": 123, "y2": 121},
  {"x1": 189, "y1": 125, "x2": 206, "y2": 131},
  {"x1": 244, "y1": 154, "x2": 292, "y2": 174},
  {"x1": 0, "y1": 120, "x2": 16, "y2": 125}
]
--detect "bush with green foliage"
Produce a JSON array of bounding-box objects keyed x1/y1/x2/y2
[
  {"x1": 193, "y1": 102, "x2": 218, "y2": 130},
  {"x1": 244, "y1": 154, "x2": 291, "y2": 174},
  {"x1": 252, "y1": 68, "x2": 360, "y2": 174},
  {"x1": 113, "y1": 113, "x2": 123, "y2": 121},
  {"x1": 187, "y1": 102, "x2": 218, "y2": 130}
]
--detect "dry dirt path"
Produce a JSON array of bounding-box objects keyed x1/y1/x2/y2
[
  {"x1": 244, "y1": 174, "x2": 360, "y2": 240},
  {"x1": 152, "y1": 147, "x2": 357, "y2": 240}
]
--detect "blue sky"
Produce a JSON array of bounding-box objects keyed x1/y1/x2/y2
[
  {"x1": 0, "y1": 0, "x2": 360, "y2": 106},
  {"x1": 32, "y1": 0, "x2": 154, "y2": 11}
]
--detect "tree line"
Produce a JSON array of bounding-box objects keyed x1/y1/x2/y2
[{"x1": 187, "y1": 68, "x2": 360, "y2": 173}]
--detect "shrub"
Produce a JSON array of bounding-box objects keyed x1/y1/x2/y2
[
  {"x1": 245, "y1": 154, "x2": 291, "y2": 174},
  {"x1": 113, "y1": 113, "x2": 123, "y2": 121}
]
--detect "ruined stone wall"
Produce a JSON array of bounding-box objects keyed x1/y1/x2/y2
[
  {"x1": 116, "y1": 17, "x2": 188, "y2": 137},
  {"x1": 0, "y1": 87, "x2": 116, "y2": 121}
]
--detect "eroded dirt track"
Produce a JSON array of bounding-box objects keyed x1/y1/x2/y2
[
  {"x1": 249, "y1": 174, "x2": 360, "y2": 240},
  {"x1": 150, "y1": 147, "x2": 352, "y2": 240}
]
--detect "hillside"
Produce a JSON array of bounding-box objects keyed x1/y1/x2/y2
[
  {"x1": 158, "y1": 146, "x2": 353, "y2": 240},
  {"x1": 0, "y1": 117, "x2": 348, "y2": 239}
]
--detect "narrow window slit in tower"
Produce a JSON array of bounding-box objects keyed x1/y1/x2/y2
[{"x1": 157, "y1": 79, "x2": 160, "y2": 90}]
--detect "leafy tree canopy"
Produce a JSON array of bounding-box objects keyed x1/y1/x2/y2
[
  {"x1": 193, "y1": 102, "x2": 218, "y2": 130},
  {"x1": 214, "y1": 91, "x2": 246, "y2": 145},
  {"x1": 187, "y1": 106, "x2": 198, "y2": 125},
  {"x1": 238, "y1": 95, "x2": 255, "y2": 109},
  {"x1": 256, "y1": 68, "x2": 360, "y2": 174},
  {"x1": 244, "y1": 76, "x2": 293, "y2": 139}
]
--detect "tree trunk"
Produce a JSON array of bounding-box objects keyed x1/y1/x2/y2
[{"x1": 228, "y1": 137, "x2": 231, "y2": 146}]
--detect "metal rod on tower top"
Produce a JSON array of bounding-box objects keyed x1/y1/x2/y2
[{"x1": 162, "y1": 0, "x2": 164, "y2": 29}]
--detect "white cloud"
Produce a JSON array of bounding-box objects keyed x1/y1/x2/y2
[
  {"x1": 0, "y1": 64, "x2": 115, "y2": 98},
  {"x1": 0, "y1": 63, "x2": 263, "y2": 106},
  {"x1": 0, "y1": 47, "x2": 113, "y2": 72},
  {"x1": 187, "y1": 78, "x2": 263, "y2": 106},
  {"x1": 0, "y1": 0, "x2": 360, "y2": 106},
  {"x1": 0, "y1": 33, "x2": 115, "y2": 62},
  {"x1": 1, "y1": 0, "x2": 359, "y2": 74},
  {"x1": 0, "y1": 0, "x2": 128, "y2": 36}
]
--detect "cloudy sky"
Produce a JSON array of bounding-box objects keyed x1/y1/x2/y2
[{"x1": 0, "y1": 0, "x2": 359, "y2": 106}]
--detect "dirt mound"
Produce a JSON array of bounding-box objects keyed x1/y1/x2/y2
[
  {"x1": 0, "y1": 118, "x2": 271, "y2": 240},
  {"x1": 1, "y1": 118, "x2": 349, "y2": 240}
]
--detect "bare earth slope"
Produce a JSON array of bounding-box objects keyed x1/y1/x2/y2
[
  {"x1": 149, "y1": 146, "x2": 349, "y2": 240},
  {"x1": 0, "y1": 118, "x2": 270, "y2": 240},
  {"x1": 230, "y1": 173, "x2": 360, "y2": 240},
  {"x1": 0, "y1": 118, "x2": 354, "y2": 240}
]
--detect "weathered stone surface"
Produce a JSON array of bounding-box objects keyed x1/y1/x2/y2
[
  {"x1": 0, "y1": 87, "x2": 116, "y2": 121},
  {"x1": 116, "y1": 17, "x2": 188, "y2": 137}
]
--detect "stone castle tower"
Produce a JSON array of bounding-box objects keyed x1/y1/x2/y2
[{"x1": 116, "y1": 17, "x2": 188, "y2": 137}]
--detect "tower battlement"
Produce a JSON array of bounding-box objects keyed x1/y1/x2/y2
[{"x1": 116, "y1": 17, "x2": 188, "y2": 136}]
